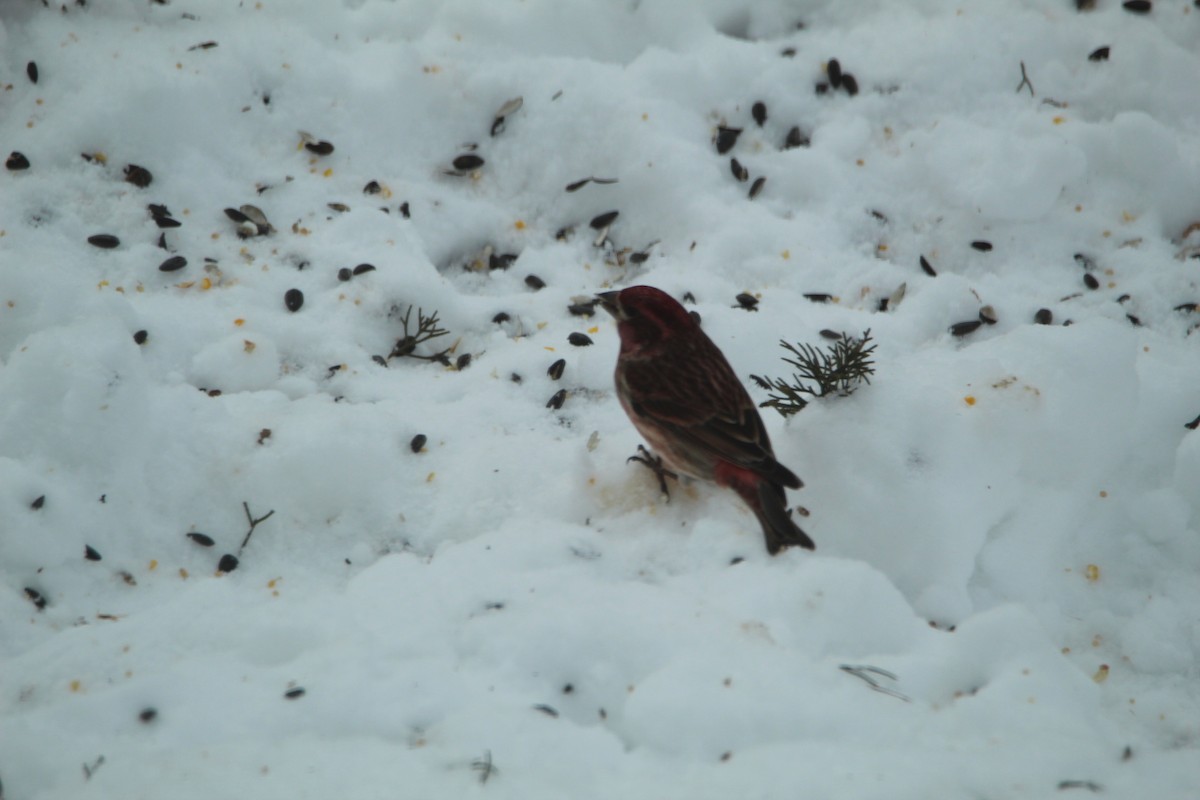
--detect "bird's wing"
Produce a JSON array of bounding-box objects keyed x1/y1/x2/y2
[{"x1": 622, "y1": 338, "x2": 801, "y2": 489}]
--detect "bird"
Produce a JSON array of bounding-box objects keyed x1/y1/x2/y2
[{"x1": 596, "y1": 285, "x2": 815, "y2": 554}]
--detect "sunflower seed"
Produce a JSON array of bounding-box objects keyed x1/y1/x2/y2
[
  {"x1": 970, "y1": 240, "x2": 993, "y2": 252},
  {"x1": 27, "y1": 61, "x2": 38, "y2": 83},
  {"x1": 491, "y1": 96, "x2": 523, "y2": 136},
  {"x1": 689, "y1": 310, "x2": 702, "y2": 325},
  {"x1": 399, "y1": 201, "x2": 411, "y2": 218},
  {"x1": 841, "y1": 74, "x2": 859, "y2": 96},
  {"x1": 492, "y1": 311, "x2": 511, "y2": 324},
  {"x1": 85, "y1": 545, "x2": 102, "y2": 561},
  {"x1": 1174, "y1": 302, "x2": 1198, "y2": 313},
  {"x1": 133, "y1": 330, "x2": 148, "y2": 345},
  {"x1": 158, "y1": 255, "x2": 187, "y2": 272},
  {"x1": 715, "y1": 126, "x2": 742, "y2": 154},
  {"x1": 25, "y1": 588, "x2": 46, "y2": 610},
  {"x1": 187, "y1": 40, "x2": 218, "y2": 51},
  {"x1": 979, "y1": 305, "x2": 998, "y2": 324},
  {"x1": 567, "y1": 301, "x2": 597, "y2": 317},
  {"x1": 730, "y1": 158, "x2": 749, "y2": 182},
  {"x1": 411, "y1": 434, "x2": 427, "y2": 453},
  {"x1": 217, "y1": 553, "x2": 239, "y2": 573},
  {"x1": 1084, "y1": 273, "x2": 1100, "y2": 290},
  {"x1": 784, "y1": 126, "x2": 810, "y2": 149},
  {"x1": 139, "y1": 708, "x2": 158, "y2": 723},
  {"x1": 452, "y1": 154, "x2": 484, "y2": 171},
  {"x1": 456, "y1": 353, "x2": 472, "y2": 369},
  {"x1": 803, "y1": 293, "x2": 832, "y2": 303},
  {"x1": 124, "y1": 164, "x2": 153, "y2": 188},
  {"x1": 187, "y1": 532, "x2": 216, "y2": 547},
  {"x1": 748, "y1": 176, "x2": 766, "y2": 199},
  {"x1": 590, "y1": 210, "x2": 619, "y2": 229},
  {"x1": 284, "y1": 687, "x2": 306, "y2": 699},
  {"x1": 31, "y1": 495, "x2": 45, "y2": 509},
  {"x1": 352, "y1": 263, "x2": 376, "y2": 275},
  {"x1": 827, "y1": 58, "x2": 843, "y2": 89},
  {"x1": 568, "y1": 332, "x2": 593, "y2": 346},
  {"x1": 950, "y1": 320, "x2": 982, "y2": 337},
  {"x1": 6, "y1": 151, "x2": 30, "y2": 170},
  {"x1": 820, "y1": 329, "x2": 842, "y2": 340},
  {"x1": 752, "y1": 101, "x2": 767, "y2": 126},
  {"x1": 1127, "y1": 314, "x2": 1142, "y2": 327},
  {"x1": 337, "y1": 267, "x2": 352, "y2": 281},
  {"x1": 1088, "y1": 46, "x2": 1110, "y2": 61},
  {"x1": 328, "y1": 202, "x2": 350, "y2": 213},
  {"x1": 490, "y1": 252, "x2": 518, "y2": 270},
  {"x1": 1074, "y1": 253, "x2": 1097, "y2": 270},
  {"x1": 305, "y1": 140, "x2": 335, "y2": 155},
  {"x1": 547, "y1": 388, "x2": 567, "y2": 409},
  {"x1": 548, "y1": 358, "x2": 566, "y2": 380},
  {"x1": 735, "y1": 292, "x2": 759, "y2": 310},
  {"x1": 284, "y1": 288, "x2": 304, "y2": 312},
  {"x1": 239, "y1": 204, "x2": 271, "y2": 231},
  {"x1": 1122, "y1": 0, "x2": 1151, "y2": 13},
  {"x1": 525, "y1": 274, "x2": 546, "y2": 290},
  {"x1": 920, "y1": 255, "x2": 937, "y2": 276},
  {"x1": 1034, "y1": 308, "x2": 1054, "y2": 325},
  {"x1": 363, "y1": 180, "x2": 382, "y2": 194},
  {"x1": 88, "y1": 234, "x2": 120, "y2": 248},
  {"x1": 224, "y1": 207, "x2": 250, "y2": 223}
]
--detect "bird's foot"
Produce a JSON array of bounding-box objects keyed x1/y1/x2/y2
[{"x1": 626, "y1": 445, "x2": 677, "y2": 500}]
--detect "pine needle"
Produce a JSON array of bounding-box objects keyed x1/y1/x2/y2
[{"x1": 751, "y1": 330, "x2": 876, "y2": 417}]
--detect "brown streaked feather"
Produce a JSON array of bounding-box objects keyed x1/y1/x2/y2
[{"x1": 619, "y1": 329, "x2": 801, "y2": 489}]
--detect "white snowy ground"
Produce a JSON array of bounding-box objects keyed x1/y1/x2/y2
[{"x1": 2, "y1": 0, "x2": 1200, "y2": 797}]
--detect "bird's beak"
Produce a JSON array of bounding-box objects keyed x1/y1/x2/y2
[{"x1": 595, "y1": 291, "x2": 623, "y2": 319}]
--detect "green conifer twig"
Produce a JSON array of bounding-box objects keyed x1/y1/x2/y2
[{"x1": 750, "y1": 330, "x2": 876, "y2": 417}]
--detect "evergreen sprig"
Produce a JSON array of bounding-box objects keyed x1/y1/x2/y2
[
  {"x1": 389, "y1": 306, "x2": 451, "y2": 364},
  {"x1": 750, "y1": 330, "x2": 876, "y2": 417}
]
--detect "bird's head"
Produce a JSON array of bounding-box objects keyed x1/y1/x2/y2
[{"x1": 596, "y1": 286, "x2": 695, "y2": 354}]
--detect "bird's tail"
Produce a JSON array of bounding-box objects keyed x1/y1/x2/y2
[{"x1": 748, "y1": 481, "x2": 816, "y2": 555}]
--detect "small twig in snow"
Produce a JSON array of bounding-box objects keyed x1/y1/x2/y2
[
  {"x1": 471, "y1": 750, "x2": 499, "y2": 784},
  {"x1": 82, "y1": 755, "x2": 106, "y2": 781},
  {"x1": 239, "y1": 501, "x2": 275, "y2": 555},
  {"x1": 1016, "y1": 61, "x2": 1035, "y2": 96},
  {"x1": 839, "y1": 664, "x2": 911, "y2": 702}
]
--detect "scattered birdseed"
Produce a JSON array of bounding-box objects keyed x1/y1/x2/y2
[
  {"x1": 714, "y1": 126, "x2": 742, "y2": 154},
  {"x1": 88, "y1": 234, "x2": 120, "y2": 249}
]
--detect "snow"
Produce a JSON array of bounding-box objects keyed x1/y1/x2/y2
[{"x1": 2, "y1": 0, "x2": 1200, "y2": 797}]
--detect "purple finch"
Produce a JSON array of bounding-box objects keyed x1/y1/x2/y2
[{"x1": 597, "y1": 286, "x2": 815, "y2": 554}]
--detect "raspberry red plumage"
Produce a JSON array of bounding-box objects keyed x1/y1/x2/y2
[{"x1": 597, "y1": 286, "x2": 815, "y2": 554}]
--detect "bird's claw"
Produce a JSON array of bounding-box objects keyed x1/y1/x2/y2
[{"x1": 627, "y1": 444, "x2": 677, "y2": 500}]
